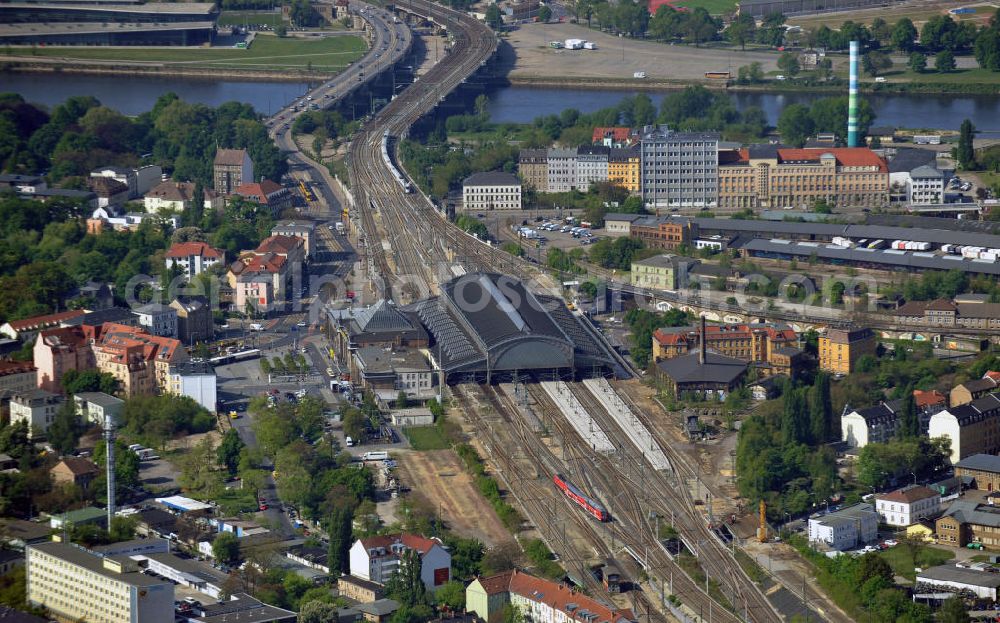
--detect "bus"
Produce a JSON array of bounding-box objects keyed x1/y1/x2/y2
[{"x1": 704, "y1": 71, "x2": 731, "y2": 80}]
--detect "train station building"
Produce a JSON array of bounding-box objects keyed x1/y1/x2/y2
[{"x1": 407, "y1": 273, "x2": 621, "y2": 383}]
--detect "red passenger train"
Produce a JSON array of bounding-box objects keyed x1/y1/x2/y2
[{"x1": 553, "y1": 473, "x2": 610, "y2": 522}]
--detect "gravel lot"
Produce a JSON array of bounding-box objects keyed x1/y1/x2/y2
[{"x1": 506, "y1": 22, "x2": 780, "y2": 82}]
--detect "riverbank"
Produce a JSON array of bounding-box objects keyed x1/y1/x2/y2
[
  {"x1": 0, "y1": 60, "x2": 333, "y2": 82},
  {"x1": 505, "y1": 74, "x2": 1000, "y2": 95}
]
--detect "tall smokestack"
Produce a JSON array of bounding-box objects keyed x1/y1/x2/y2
[
  {"x1": 104, "y1": 412, "x2": 116, "y2": 527},
  {"x1": 848, "y1": 40, "x2": 860, "y2": 147},
  {"x1": 699, "y1": 316, "x2": 706, "y2": 365}
]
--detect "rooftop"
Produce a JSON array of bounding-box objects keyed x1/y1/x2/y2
[
  {"x1": 631, "y1": 254, "x2": 676, "y2": 269},
  {"x1": 52, "y1": 457, "x2": 99, "y2": 477},
  {"x1": 655, "y1": 350, "x2": 747, "y2": 385},
  {"x1": 359, "y1": 533, "x2": 441, "y2": 555},
  {"x1": 463, "y1": 171, "x2": 521, "y2": 186},
  {"x1": 214, "y1": 148, "x2": 248, "y2": 167},
  {"x1": 355, "y1": 599, "x2": 400, "y2": 617},
  {"x1": 195, "y1": 593, "x2": 296, "y2": 623},
  {"x1": 955, "y1": 454, "x2": 1000, "y2": 474},
  {"x1": 876, "y1": 485, "x2": 938, "y2": 505},
  {"x1": 917, "y1": 564, "x2": 1000, "y2": 589},
  {"x1": 476, "y1": 569, "x2": 635, "y2": 623},
  {"x1": 28, "y1": 541, "x2": 166, "y2": 587},
  {"x1": 165, "y1": 241, "x2": 224, "y2": 259},
  {"x1": 2, "y1": 309, "x2": 86, "y2": 332}
]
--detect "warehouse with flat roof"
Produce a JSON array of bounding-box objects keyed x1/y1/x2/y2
[
  {"x1": 409, "y1": 273, "x2": 620, "y2": 383},
  {"x1": 0, "y1": 2, "x2": 216, "y2": 23}
]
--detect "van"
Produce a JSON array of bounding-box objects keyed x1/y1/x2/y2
[
  {"x1": 249, "y1": 323, "x2": 264, "y2": 332},
  {"x1": 362, "y1": 451, "x2": 389, "y2": 461},
  {"x1": 875, "y1": 77, "x2": 886, "y2": 83},
  {"x1": 345, "y1": 436, "x2": 354, "y2": 447},
  {"x1": 128, "y1": 444, "x2": 143, "y2": 451}
]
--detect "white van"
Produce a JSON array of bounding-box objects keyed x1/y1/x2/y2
[
  {"x1": 249, "y1": 323, "x2": 265, "y2": 332},
  {"x1": 362, "y1": 451, "x2": 389, "y2": 461},
  {"x1": 345, "y1": 436, "x2": 354, "y2": 447}
]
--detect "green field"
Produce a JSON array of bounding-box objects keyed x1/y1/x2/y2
[
  {"x1": 878, "y1": 543, "x2": 953, "y2": 582},
  {"x1": 217, "y1": 10, "x2": 286, "y2": 28},
  {"x1": 1, "y1": 34, "x2": 367, "y2": 71},
  {"x1": 403, "y1": 425, "x2": 450, "y2": 451}
]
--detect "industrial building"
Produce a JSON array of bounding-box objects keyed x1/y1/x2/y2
[
  {"x1": 807, "y1": 503, "x2": 879, "y2": 551},
  {"x1": 915, "y1": 565, "x2": 1000, "y2": 601},
  {"x1": 0, "y1": 20, "x2": 214, "y2": 45},
  {"x1": 937, "y1": 501, "x2": 1000, "y2": 550},
  {"x1": 818, "y1": 327, "x2": 876, "y2": 375},
  {"x1": 409, "y1": 273, "x2": 620, "y2": 383}
]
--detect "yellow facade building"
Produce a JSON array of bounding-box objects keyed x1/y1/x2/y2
[
  {"x1": 609, "y1": 147, "x2": 641, "y2": 195},
  {"x1": 818, "y1": 327, "x2": 877, "y2": 374},
  {"x1": 717, "y1": 146, "x2": 889, "y2": 210}
]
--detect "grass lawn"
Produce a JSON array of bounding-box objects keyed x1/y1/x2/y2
[
  {"x1": 874, "y1": 66, "x2": 1000, "y2": 85},
  {"x1": 788, "y1": 3, "x2": 987, "y2": 29},
  {"x1": 403, "y1": 425, "x2": 450, "y2": 451},
  {"x1": 1, "y1": 33, "x2": 367, "y2": 71},
  {"x1": 217, "y1": 10, "x2": 285, "y2": 28},
  {"x1": 878, "y1": 543, "x2": 954, "y2": 582},
  {"x1": 671, "y1": 0, "x2": 737, "y2": 14}
]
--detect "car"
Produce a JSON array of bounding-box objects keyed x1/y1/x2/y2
[
  {"x1": 259, "y1": 503, "x2": 268, "y2": 511},
  {"x1": 297, "y1": 321, "x2": 307, "y2": 327},
  {"x1": 883, "y1": 539, "x2": 898, "y2": 547}
]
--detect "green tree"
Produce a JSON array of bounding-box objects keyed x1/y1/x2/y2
[
  {"x1": 957, "y1": 119, "x2": 976, "y2": 169},
  {"x1": 891, "y1": 18, "x2": 917, "y2": 51},
  {"x1": 217, "y1": 429, "x2": 245, "y2": 476},
  {"x1": 537, "y1": 5, "x2": 552, "y2": 22},
  {"x1": 396, "y1": 391, "x2": 410, "y2": 409},
  {"x1": 897, "y1": 385, "x2": 919, "y2": 439},
  {"x1": 342, "y1": 406, "x2": 368, "y2": 443},
  {"x1": 808, "y1": 372, "x2": 832, "y2": 443},
  {"x1": 212, "y1": 531, "x2": 241, "y2": 565},
  {"x1": 777, "y1": 52, "x2": 800, "y2": 76},
  {"x1": 737, "y1": 62, "x2": 765, "y2": 83},
  {"x1": 975, "y1": 28, "x2": 1000, "y2": 71},
  {"x1": 935, "y1": 50, "x2": 956, "y2": 73},
  {"x1": 326, "y1": 506, "x2": 354, "y2": 574},
  {"x1": 47, "y1": 400, "x2": 82, "y2": 456},
  {"x1": 179, "y1": 436, "x2": 223, "y2": 495},
  {"x1": 299, "y1": 600, "x2": 341, "y2": 623},
  {"x1": 938, "y1": 596, "x2": 971, "y2": 623},
  {"x1": 726, "y1": 14, "x2": 757, "y2": 50},
  {"x1": 908, "y1": 51, "x2": 927, "y2": 73},
  {"x1": 109, "y1": 515, "x2": 137, "y2": 542},
  {"x1": 92, "y1": 439, "x2": 140, "y2": 500},
  {"x1": 61, "y1": 369, "x2": 119, "y2": 395},
  {"x1": 385, "y1": 548, "x2": 427, "y2": 607},
  {"x1": 275, "y1": 23, "x2": 288, "y2": 37},
  {"x1": 434, "y1": 581, "x2": 466, "y2": 611},
  {"x1": 862, "y1": 50, "x2": 892, "y2": 76},
  {"x1": 485, "y1": 4, "x2": 502, "y2": 29},
  {"x1": 777, "y1": 104, "x2": 814, "y2": 148}
]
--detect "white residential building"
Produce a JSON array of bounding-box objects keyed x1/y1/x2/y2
[
  {"x1": 546, "y1": 148, "x2": 578, "y2": 192},
  {"x1": 164, "y1": 241, "x2": 225, "y2": 280},
  {"x1": 74, "y1": 392, "x2": 125, "y2": 426},
  {"x1": 462, "y1": 172, "x2": 522, "y2": 211},
  {"x1": 349, "y1": 534, "x2": 451, "y2": 591},
  {"x1": 168, "y1": 362, "x2": 217, "y2": 412},
  {"x1": 928, "y1": 393, "x2": 1000, "y2": 464},
  {"x1": 144, "y1": 181, "x2": 197, "y2": 214},
  {"x1": 807, "y1": 503, "x2": 879, "y2": 551},
  {"x1": 575, "y1": 145, "x2": 609, "y2": 190},
  {"x1": 875, "y1": 485, "x2": 941, "y2": 527},
  {"x1": 90, "y1": 165, "x2": 162, "y2": 199},
  {"x1": 906, "y1": 165, "x2": 945, "y2": 205},
  {"x1": 132, "y1": 303, "x2": 178, "y2": 339},
  {"x1": 10, "y1": 389, "x2": 64, "y2": 439},
  {"x1": 26, "y1": 540, "x2": 174, "y2": 623}
]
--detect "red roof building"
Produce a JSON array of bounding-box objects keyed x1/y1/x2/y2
[
  {"x1": 592, "y1": 127, "x2": 634, "y2": 147},
  {"x1": 233, "y1": 179, "x2": 293, "y2": 216},
  {"x1": 165, "y1": 241, "x2": 226, "y2": 279},
  {"x1": 914, "y1": 389, "x2": 947, "y2": 410},
  {"x1": 470, "y1": 569, "x2": 636, "y2": 623},
  {"x1": 1, "y1": 310, "x2": 86, "y2": 340}
]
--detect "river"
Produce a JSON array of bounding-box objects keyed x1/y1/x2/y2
[{"x1": 5, "y1": 71, "x2": 1000, "y2": 132}]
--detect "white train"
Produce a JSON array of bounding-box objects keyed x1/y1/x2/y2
[{"x1": 382, "y1": 130, "x2": 413, "y2": 193}]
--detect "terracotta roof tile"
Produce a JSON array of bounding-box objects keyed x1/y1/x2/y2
[
  {"x1": 770, "y1": 147, "x2": 888, "y2": 173},
  {"x1": 5, "y1": 310, "x2": 86, "y2": 332},
  {"x1": 53, "y1": 457, "x2": 99, "y2": 477},
  {"x1": 592, "y1": 127, "x2": 632, "y2": 143},
  {"x1": 877, "y1": 485, "x2": 938, "y2": 504},
  {"x1": 358, "y1": 533, "x2": 441, "y2": 555},
  {"x1": 913, "y1": 390, "x2": 946, "y2": 408},
  {"x1": 166, "y1": 241, "x2": 224, "y2": 259},
  {"x1": 478, "y1": 570, "x2": 635, "y2": 623}
]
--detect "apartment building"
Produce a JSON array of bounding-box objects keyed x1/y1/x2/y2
[
  {"x1": 349, "y1": 534, "x2": 451, "y2": 591},
  {"x1": 164, "y1": 241, "x2": 225, "y2": 280},
  {"x1": 652, "y1": 322, "x2": 803, "y2": 378},
  {"x1": 144, "y1": 181, "x2": 197, "y2": 214},
  {"x1": 74, "y1": 391, "x2": 124, "y2": 426},
  {"x1": 90, "y1": 164, "x2": 162, "y2": 199},
  {"x1": 169, "y1": 296, "x2": 213, "y2": 345},
  {"x1": 640, "y1": 126, "x2": 719, "y2": 209},
  {"x1": 953, "y1": 376, "x2": 1000, "y2": 408},
  {"x1": 94, "y1": 323, "x2": 187, "y2": 397},
  {"x1": 818, "y1": 327, "x2": 876, "y2": 374},
  {"x1": 875, "y1": 485, "x2": 941, "y2": 527},
  {"x1": 10, "y1": 390, "x2": 64, "y2": 439},
  {"x1": 0, "y1": 361, "x2": 38, "y2": 394},
  {"x1": 840, "y1": 392, "x2": 945, "y2": 448},
  {"x1": 233, "y1": 180, "x2": 293, "y2": 217},
  {"x1": 271, "y1": 220, "x2": 317, "y2": 258},
  {"x1": 608, "y1": 147, "x2": 641, "y2": 195},
  {"x1": 213, "y1": 148, "x2": 253, "y2": 195},
  {"x1": 467, "y1": 569, "x2": 636, "y2": 623},
  {"x1": 462, "y1": 172, "x2": 522, "y2": 211},
  {"x1": 630, "y1": 254, "x2": 681, "y2": 291},
  {"x1": 132, "y1": 303, "x2": 178, "y2": 339},
  {"x1": 928, "y1": 393, "x2": 1000, "y2": 464},
  {"x1": 26, "y1": 540, "x2": 174, "y2": 623},
  {"x1": 592, "y1": 127, "x2": 634, "y2": 148},
  {"x1": 547, "y1": 148, "x2": 577, "y2": 192},
  {"x1": 575, "y1": 145, "x2": 609, "y2": 191},
  {"x1": 33, "y1": 325, "x2": 99, "y2": 392},
  {"x1": 229, "y1": 253, "x2": 290, "y2": 313},
  {"x1": 630, "y1": 216, "x2": 699, "y2": 251},
  {"x1": 716, "y1": 145, "x2": 889, "y2": 210},
  {"x1": 517, "y1": 149, "x2": 549, "y2": 192}
]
